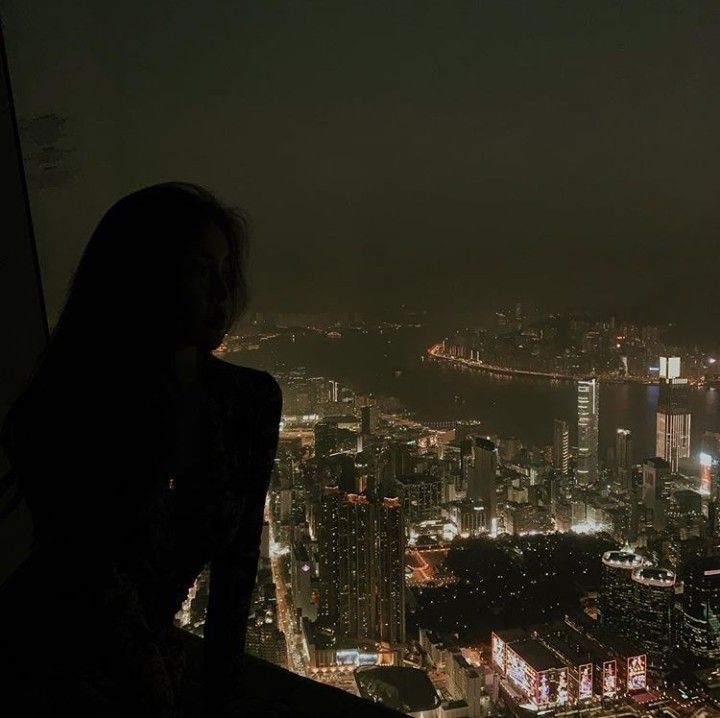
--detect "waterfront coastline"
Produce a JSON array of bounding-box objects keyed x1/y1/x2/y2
[{"x1": 426, "y1": 343, "x2": 659, "y2": 385}]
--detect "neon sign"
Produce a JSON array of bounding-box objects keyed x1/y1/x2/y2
[
  {"x1": 556, "y1": 668, "x2": 568, "y2": 706},
  {"x1": 602, "y1": 660, "x2": 617, "y2": 698},
  {"x1": 578, "y1": 663, "x2": 593, "y2": 701},
  {"x1": 626, "y1": 654, "x2": 647, "y2": 691},
  {"x1": 336, "y1": 649, "x2": 379, "y2": 666},
  {"x1": 537, "y1": 672, "x2": 551, "y2": 706},
  {"x1": 507, "y1": 649, "x2": 534, "y2": 696},
  {"x1": 536, "y1": 668, "x2": 569, "y2": 707},
  {"x1": 492, "y1": 634, "x2": 506, "y2": 673}
]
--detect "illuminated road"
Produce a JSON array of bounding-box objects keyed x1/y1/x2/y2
[
  {"x1": 406, "y1": 547, "x2": 457, "y2": 588},
  {"x1": 267, "y1": 518, "x2": 307, "y2": 676}
]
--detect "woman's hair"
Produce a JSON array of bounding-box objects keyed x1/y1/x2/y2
[
  {"x1": 36, "y1": 182, "x2": 247, "y2": 385},
  {"x1": 2, "y1": 182, "x2": 250, "y2": 453}
]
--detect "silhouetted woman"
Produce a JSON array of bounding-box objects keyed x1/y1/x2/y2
[
  {"x1": 1, "y1": 183, "x2": 409, "y2": 718},
  {"x1": 0, "y1": 182, "x2": 302, "y2": 717},
  {"x1": 0, "y1": 183, "x2": 315, "y2": 717}
]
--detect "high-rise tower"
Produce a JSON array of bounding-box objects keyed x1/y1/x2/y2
[
  {"x1": 317, "y1": 490, "x2": 406, "y2": 647},
  {"x1": 577, "y1": 379, "x2": 599, "y2": 485},
  {"x1": 680, "y1": 556, "x2": 720, "y2": 663},
  {"x1": 553, "y1": 419, "x2": 570, "y2": 475},
  {"x1": 467, "y1": 437, "x2": 497, "y2": 531},
  {"x1": 656, "y1": 357, "x2": 691, "y2": 473},
  {"x1": 616, "y1": 429, "x2": 633, "y2": 492}
]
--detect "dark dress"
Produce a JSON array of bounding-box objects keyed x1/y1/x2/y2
[{"x1": 0, "y1": 354, "x2": 283, "y2": 716}]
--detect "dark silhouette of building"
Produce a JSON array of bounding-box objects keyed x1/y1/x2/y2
[{"x1": 467, "y1": 437, "x2": 497, "y2": 532}]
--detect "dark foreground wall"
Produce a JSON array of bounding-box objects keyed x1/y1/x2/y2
[{"x1": 0, "y1": 18, "x2": 49, "y2": 586}]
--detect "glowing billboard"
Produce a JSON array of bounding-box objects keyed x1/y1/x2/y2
[
  {"x1": 507, "y1": 648, "x2": 535, "y2": 696},
  {"x1": 556, "y1": 668, "x2": 569, "y2": 706},
  {"x1": 578, "y1": 663, "x2": 593, "y2": 701},
  {"x1": 626, "y1": 654, "x2": 647, "y2": 691},
  {"x1": 537, "y1": 672, "x2": 551, "y2": 706},
  {"x1": 491, "y1": 633, "x2": 506, "y2": 673},
  {"x1": 536, "y1": 668, "x2": 569, "y2": 708},
  {"x1": 602, "y1": 660, "x2": 617, "y2": 698},
  {"x1": 336, "y1": 649, "x2": 379, "y2": 666}
]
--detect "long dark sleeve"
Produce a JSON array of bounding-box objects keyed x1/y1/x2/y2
[
  {"x1": 202, "y1": 370, "x2": 282, "y2": 704},
  {"x1": 1, "y1": 390, "x2": 176, "y2": 710}
]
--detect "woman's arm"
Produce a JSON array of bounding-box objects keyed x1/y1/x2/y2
[
  {"x1": 1, "y1": 391, "x2": 177, "y2": 715},
  {"x1": 202, "y1": 370, "x2": 282, "y2": 709}
]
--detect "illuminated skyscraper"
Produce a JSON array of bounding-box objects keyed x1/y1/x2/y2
[
  {"x1": 553, "y1": 419, "x2": 570, "y2": 475},
  {"x1": 700, "y1": 431, "x2": 720, "y2": 498},
  {"x1": 616, "y1": 429, "x2": 633, "y2": 492},
  {"x1": 577, "y1": 379, "x2": 599, "y2": 485},
  {"x1": 642, "y1": 457, "x2": 671, "y2": 531},
  {"x1": 656, "y1": 356, "x2": 691, "y2": 473},
  {"x1": 290, "y1": 541, "x2": 317, "y2": 622},
  {"x1": 341, "y1": 493, "x2": 375, "y2": 639},
  {"x1": 599, "y1": 550, "x2": 645, "y2": 635},
  {"x1": 318, "y1": 486, "x2": 343, "y2": 626},
  {"x1": 317, "y1": 489, "x2": 405, "y2": 646},
  {"x1": 468, "y1": 437, "x2": 498, "y2": 531},
  {"x1": 629, "y1": 567, "x2": 675, "y2": 669},
  {"x1": 680, "y1": 556, "x2": 720, "y2": 664},
  {"x1": 376, "y1": 496, "x2": 406, "y2": 645}
]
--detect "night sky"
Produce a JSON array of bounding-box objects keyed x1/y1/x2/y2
[{"x1": 3, "y1": 2, "x2": 720, "y2": 330}]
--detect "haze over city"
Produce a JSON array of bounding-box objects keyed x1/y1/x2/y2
[{"x1": 3, "y1": 1, "x2": 720, "y2": 334}]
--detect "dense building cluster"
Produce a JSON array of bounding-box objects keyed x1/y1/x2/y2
[{"x1": 175, "y1": 329, "x2": 720, "y2": 715}]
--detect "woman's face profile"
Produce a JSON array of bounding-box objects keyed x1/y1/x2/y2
[{"x1": 171, "y1": 222, "x2": 233, "y2": 351}]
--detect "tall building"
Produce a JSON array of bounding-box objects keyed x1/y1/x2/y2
[
  {"x1": 376, "y1": 497, "x2": 406, "y2": 645},
  {"x1": 616, "y1": 429, "x2": 633, "y2": 492},
  {"x1": 317, "y1": 486, "x2": 343, "y2": 625},
  {"x1": 340, "y1": 493, "x2": 375, "y2": 639},
  {"x1": 700, "y1": 431, "x2": 720, "y2": 498},
  {"x1": 577, "y1": 379, "x2": 599, "y2": 485},
  {"x1": 553, "y1": 419, "x2": 570, "y2": 475},
  {"x1": 467, "y1": 437, "x2": 498, "y2": 531},
  {"x1": 629, "y1": 567, "x2": 675, "y2": 669},
  {"x1": 386, "y1": 442, "x2": 413, "y2": 483},
  {"x1": 245, "y1": 566, "x2": 288, "y2": 668},
  {"x1": 680, "y1": 556, "x2": 720, "y2": 664},
  {"x1": 314, "y1": 420, "x2": 340, "y2": 461},
  {"x1": 290, "y1": 541, "x2": 317, "y2": 622},
  {"x1": 642, "y1": 457, "x2": 671, "y2": 531},
  {"x1": 317, "y1": 489, "x2": 406, "y2": 646},
  {"x1": 656, "y1": 356, "x2": 691, "y2": 473},
  {"x1": 360, "y1": 404, "x2": 379, "y2": 435},
  {"x1": 599, "y1": 550, "x2": 645, "y2": 635},
  {"x1": 393, "y1": 473, "x2": 442, "y2": 526}
]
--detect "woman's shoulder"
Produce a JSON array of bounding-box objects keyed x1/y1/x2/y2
[{"x1": 206, "y1": 355, "x2": 281, "y2": 406}]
